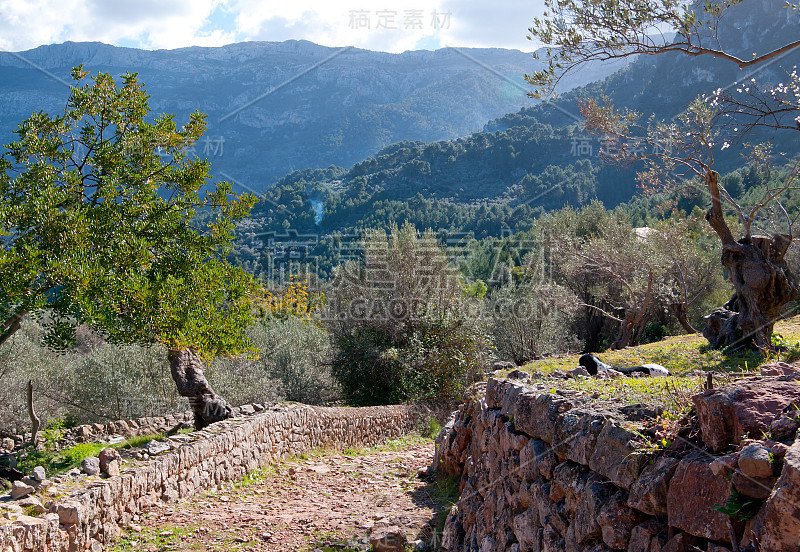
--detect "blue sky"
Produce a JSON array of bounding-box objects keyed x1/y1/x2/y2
[{"x1": 0, "y1": 0, "x2": 544, "y2": 53}]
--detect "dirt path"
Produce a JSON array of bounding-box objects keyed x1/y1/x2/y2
[{"x1": 113, "y1": 439, "x2": 446, "y2": 552}]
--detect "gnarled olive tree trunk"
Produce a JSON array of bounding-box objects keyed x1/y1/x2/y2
[
  {"x1": 168, "y1": 348, "x2": 232, "y2": 430},
  {"x1": 702, "y1": 171, "x2": 798, "y2": 350}
]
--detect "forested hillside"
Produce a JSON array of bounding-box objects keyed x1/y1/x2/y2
[
  {"x1": 231, "y1": 0, "x2": 800, "y2": 279},
  {"x1": 0, "y1": 40, "x2": 625, "y2": 190}
]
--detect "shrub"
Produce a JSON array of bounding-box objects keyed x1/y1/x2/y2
[
  {"x1": 489, "y1": 280, "x2": 579, "y2": 364},
  {"x1": 326, "y1": 223, "x2": 492, "y2": 405},
  {"x1": 209, "y1": 317, "x2": 335, "y2": 406}
]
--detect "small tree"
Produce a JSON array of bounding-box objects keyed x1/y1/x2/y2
[
  {"x1": 327, "y1": 223, "x2": 491, "y2": 405},
  {"x1": 0, "y1": 68, "x2": 257, "y2": 428},
  {"x1": 527, "y1": 0, "x2": 800, "y2": 349}
]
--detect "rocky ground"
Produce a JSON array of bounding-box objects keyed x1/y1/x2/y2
[{"x1": 111, "y1": 438, "x2": 447, "y2": 552}]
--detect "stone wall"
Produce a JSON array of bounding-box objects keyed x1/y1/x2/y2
[
  {"x1": 435, "y1": 376, "x2": 800, "y2": 552},
  {"x1": 1, "y1": 403, "x2": 272, "y2": 453},
  {"x1": 0, "y1": 403, "x2": 425, "y2": 551}
]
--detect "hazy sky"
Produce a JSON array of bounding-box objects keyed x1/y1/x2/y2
[{"x1": 0, "y1": 0, "x2": 544, "y2": 53}]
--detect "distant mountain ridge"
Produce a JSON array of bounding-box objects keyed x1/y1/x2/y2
[
  {"x1": 0, "y1": 40, "x2": 625, "y2": 193},
  {"x1": 227, "y1": 0, "x2": 800, "y2": 279}
]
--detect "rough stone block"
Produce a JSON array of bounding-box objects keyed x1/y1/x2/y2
[
  {"x1": 628, "y1": 456, "x2": 680, "y2": 515},
  {"x1": 589, "y1": 421, "x2": 647, "y2": 490},
  {"x1": 666, "y1": 452, "x2": 732, "y2": 542},
  {"x1": 738, "y1": 443, "x2": 773, "y2": 478},
  {"x1": 552, "y1": 409, "x2": 608, "y2": 465},
  {"x1": 750, "y1": 435, "x2": 800, "y2": 551},
  {"x1": 597, "y1": 490, "x2": 641, "y2": 549},
  {"x1": 627, "y1": 519, "x2": 666, "y2": 552},
  {"x1": 692, "y1": 377, "x2": 800, "y2": 452}
]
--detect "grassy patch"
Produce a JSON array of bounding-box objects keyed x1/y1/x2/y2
[
  {"x1": 342, "y1": 433, "x2": 432, "y2": 457},
  {"x1": 517, "y1": 316, "x2": 800, "y2": 377},
  {"x1": 548, "y1": 373, "x2": 700, "y2": 420},
  {"x1": 17, "y1": 442, "x2": 108, "y2": 476},
  {"x1": 118, "y1": 433, "x2": 166, "y2": 449},
  {"x1": 303, "y1": 530, "x2": 362, "y2": 552},
  {"x1": 426, "y1": 474, "x2": 461, "y2": 546},
  {"x1": 17, "y1": 432, "x2": 167, "y2": 477},
  {"x1": 110, "y1": 524, "x2": 198, "y2": 551}
]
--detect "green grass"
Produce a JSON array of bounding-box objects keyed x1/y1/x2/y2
[
  {"x1": 427, "y1": 474, "x2": 461, "y2": 545},
  {"x1": 16, "y1": 432, "x2": 168, "y2": 477},
  {"x1": 342, "y1": 433, "x2": 431, "y2": 457},
  {"x1": 485, "y1": 316, "x2": 800, "y2": 433},
  {"x1": 118, "y1": 433, "x2": 166, "y2": 449},
  {"x1": 515, "y1": 316, "x2": 800, "y2": 377},
  {"x1": 303, "y1": 530, "x2": 362, "y2": 552},
  {"x1": 110, "y1": 524, "x2": 197, "y2": 551}
]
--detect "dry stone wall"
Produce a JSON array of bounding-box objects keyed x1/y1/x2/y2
[
  {"x1": 0, "y1": 403, "x2": 425, "y2": 551},
  {"x1": 1, "y1": 403, "x2": 271, "y2": 453},
  {"x1": 435, "y1": 376, "x2": 800, "y2": 552}
]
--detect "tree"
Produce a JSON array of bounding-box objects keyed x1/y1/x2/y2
[
  {"x1": 0, "y1": 67, "x2": 257, "y2": 429},
  {"x1": 527, "y1": 0, "x2": 800, "y2": 349},
  {"x1": 558, "y1": 212, "x2": 657, "y2": 349},
  {"x1": 326, "y1": 223, "x2": 491, "y2": 405},
  {"x1": 648, "y1": 212, "x2": 729, "y2": 334}
]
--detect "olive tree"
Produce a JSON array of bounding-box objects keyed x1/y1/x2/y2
[
  {"x1": 527, "y1": 0, "x2": 800, "y2": 349},
  {"x1": 0, "y1": 67, "x2": 257, "y2": 429}
]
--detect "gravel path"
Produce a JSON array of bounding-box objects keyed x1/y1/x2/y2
[{"x1": 113, "y1": 440, "x2": 442, "y2": 551}]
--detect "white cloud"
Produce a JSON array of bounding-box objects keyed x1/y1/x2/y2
[{"x1": 0, "y1": 0, "x2": 545, "y2": 53}]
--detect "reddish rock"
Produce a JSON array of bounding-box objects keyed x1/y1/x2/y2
[
  {"x1": 738, "y1": 443, "x2": 774, "y2": 478},
  {"x1": 98, "y1": 448, "x2": 122, "y2": 474},
  {"x1": 751, "y1": 436, "x2": 800, "y2": 551},
  {"x1": 596, "y1": 490, "x2": 641, "y2": 549},
  {"x1": 770, "y1": 414, "x2": 799, "y2": 440},
  {"x1": 759, "y1": 362, "x2": 800, "y2": 376},
  {"x1": 588, "y1": 421, "x2": 648, "y2": 490},
  {"x1": 369, "y1": 525, "x2": 407, "y2": 552},
  {"x1": 660, "y1": 533, "x2": 699, "y2": 552},
  {"x1": 627, "y1": 519, "x2": 666, "y2": 552},
  {"x1": 731, "y1": 471, "x2": 777, "y2": 499},
  {"x1": 709, "y1": 453, "x2": 739, "y2": 477},
  {"x1": 707, "y1": 545, "x2": 732, "y2": 552},
  {"x1": 552, "y1": 409, "x2": 608, "y2": 465},
  {"x1": 692, "y1": 377, "x2": 800, "y2": 452},
  {"x1": 770, "y1": 442, "x2": 790, "y2": 458},
  {"x1": 628, "y1": 456, "x2": 680, "y2": 516},
  {"x1": 667, "y1": 452, "x2": 733, "y2": 542}
]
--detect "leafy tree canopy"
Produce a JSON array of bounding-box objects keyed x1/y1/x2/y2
[{"x1": 0, "y1": 67, "x2": 258, "y2": 358}]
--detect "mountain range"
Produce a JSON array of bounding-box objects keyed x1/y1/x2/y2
[{"x1": 0, "y1": 40, "x2": 625, "y2": 193}]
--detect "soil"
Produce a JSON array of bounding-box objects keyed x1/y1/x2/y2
[{"x1": 114, "y1": 440, "x2": 444, "y2": 551}]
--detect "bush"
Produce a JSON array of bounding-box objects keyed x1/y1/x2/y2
[
  {"x1": 326, "y1": 223, "x2": 492, "y2": 405},
  {"x1": 209, "y1": 317, "x2": 335, "y2": 406},
  {"x1": 489, "y1": 280, "x2": 579, "y2": 364}
]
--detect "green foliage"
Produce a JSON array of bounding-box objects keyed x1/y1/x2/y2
[
  {"x1": 771, "y1": 332, "x2": 800, "y2": 362},
  {"x1": 328, "y1": 223, "x2": 492, "y2": 405},
  {"x1": 0, "y1": 66, "x2": 257, "y2": 358},
  {"x1": 421, "y1": 417, "x2": 443, "y2": 439},
  {"x1": 210, "y1": 317, "x2": 335, "y2": 406},
  {"x1": 18, "y1": 442, "x2": 106, "y2": 476},
  {"x1": 713, "y1": 489, "x2": 762, "y2": 522},
  {"x1": 40, "y1": 419, "x2": 66, "y2": 450}
]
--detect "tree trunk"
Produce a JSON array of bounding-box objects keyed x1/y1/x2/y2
[
  {"x1": 703, "y1": 171, "x2": 798, "y2": 349},
  {"x1": 27, "y1": 380, "x2": 40, "y2": 448},
  {"x1": 611, "y1": 311, "x2": 636, "y2": 350},
  {"x1": 670, "y1": 302, "x2": 698, "y2": 334},
  {"x1": 168, "y1": 348, "x2": 232, "y2": 430}
]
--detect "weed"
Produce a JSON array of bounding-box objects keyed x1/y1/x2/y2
[
  {"x1": 425, "y1": 474, "x2": 461, "y2": 547},
  {"x1": 421, "y1": 417, "x2": 442, "y2": 439},
  {"x1": 118, "y1": 433, "x2": 166, "y2": 449},
  {"x1": 713, "y1": 489, "x2": 761, "y2": 522}
]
